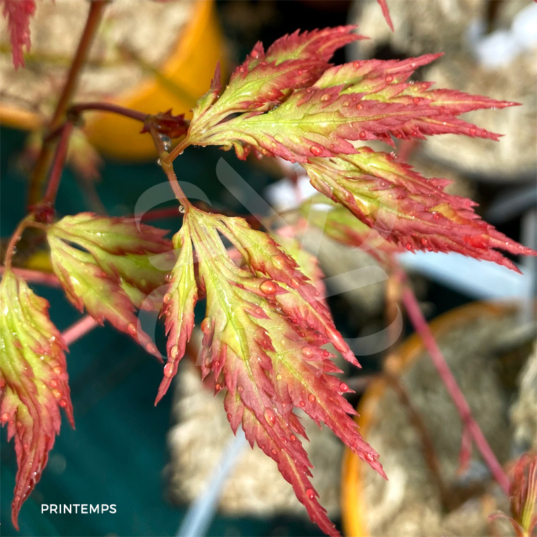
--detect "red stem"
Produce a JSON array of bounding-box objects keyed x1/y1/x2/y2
[
  {"x1": 62, "y1": 315, "x2": 99, "y2": 346},
  {"x1": 0, "y1": 266, "x2": 60, "y2": 287},
  {"x1": 69, "y1": 102, "x2": 148, "y2": 123},
  {"x1": 149, "y1": 125, "x2": 191, "y2": 209},
  {"x1": 3, "y1": 217, "x2": 34, "y2": 270},
  {"x1": 43, "y1": 122, "x2": 74, "y2": 205},
  {"x1": 401, "y1": 285, "x2": 510, "y2": 495},
  {"x1": 140, "y1": 207, "x2": 185, "y2": 222}
]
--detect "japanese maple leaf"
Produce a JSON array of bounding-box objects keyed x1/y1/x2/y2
[
  {"x1": 186, "y1": 40, "x2": 533, "y2": 271},
  {"x1": 189, "y1": 26, "x2": 365, "y2": 146},
  {"x1": 376, "y1": 0, "x2": 394, "y2": 31},
  {"x1": 1, "y1": 0, "x2": 37, "y2": 68},
  {"x1": 190, "y1": 50, "x2": 516, "y2": 161},
  {"x1": 301, "y1": 197, "x2": 402, "y2": 264},
  {"x1": 47, "y1": 214, "x2": 173, "y2": 357},
  {"x1": 159, "y1": 207, "x2": 384, "y2": 536},
  {"x1": 304, "y1": 149, "x2": 535, "y2": 271},
  {"x1": 0, "y1": 269, "x2": 73, "y2": 529}
]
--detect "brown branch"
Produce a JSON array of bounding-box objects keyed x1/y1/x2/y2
[
  {"x1": 28, "y1": 0, "x2": 109, "y2": 207},
  {"x1": 42, "y1": 122, "x2": 74, "y2": 206},
  {"x1": 384, "y1": 373, "x2": 457, "y2": 511},
  {"x1": 68, "y1": 102, "x2": 148, "y2": 124}
]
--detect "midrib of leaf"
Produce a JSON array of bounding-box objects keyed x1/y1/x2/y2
[{"x1": 190, "y1": 215, "x2": 254, "y2": 365}]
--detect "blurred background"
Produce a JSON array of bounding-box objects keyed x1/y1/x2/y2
[{"x1": 1, "y1": 1, "x2": 536, "y2": 536}]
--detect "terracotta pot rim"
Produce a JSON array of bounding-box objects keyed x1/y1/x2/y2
[
  {"x1": 341, "y1": 300, "x2": 518, "y2": 537},
  {"x1": 0, "y1": 0, "x2": 210, "y2": 132}
]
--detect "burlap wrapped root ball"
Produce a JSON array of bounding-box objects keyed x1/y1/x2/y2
[
  {"x1": 0, "y1": 0, "x2": 195, "y2": 118},
  {"x1": 350, "y1": 0, "x2": 537, "y2": 180},
  {"x1": 360, "y1": 308, "x2": 517, "y2": 537}
]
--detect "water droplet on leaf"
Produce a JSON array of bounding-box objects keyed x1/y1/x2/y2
[
  {"x1": 164, "y1": 363, "x2": 174, "y2": 378},
  {"x1": 260, "y1": 280, "x2": 278, "y2": 295},
  {"x1": 310, "y1": 145, "x2": 323, "y2": 156}
]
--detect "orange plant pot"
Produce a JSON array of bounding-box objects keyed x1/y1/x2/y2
[
  {"x1": 340, "y1": 301, "x2": 514, "y2": 537},
  {"x1": 0, "y1": 0, "x2": 225, "y2": 161}
]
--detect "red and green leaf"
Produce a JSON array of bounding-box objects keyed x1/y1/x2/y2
[
  {"x1": 301, "y1": 197, "x2": 402, "y2": 263},
  {"x1": 0, "y1": 270, "x2": 73, "y2": 529},
  {"x1": 189, "y1": 27, "x2": 364, "y2": 141},
  {"x1": 304, "y1": 150, "x2": 535, "y2": 271},
  {"x1": 160, "y1": 208, "x2": 384, "y2": 536},
  {"x1": 157, "y1": 220, "x2": 197, "y2": 403},
  {"x1": 190, "y1": 51, "x2": 516, "y2": 161},
  {"x1": 47, "y1": 214, "x2": 173, "y2": 356}
]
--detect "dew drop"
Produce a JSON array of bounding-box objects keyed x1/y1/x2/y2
[
  {"x1": 320, "y1": 94, "x2": 330, "y2": 102},
  {"x1": 179, "y1": 205, "x2": 185, "y2": 214},
  {"x1": 215, "y1": 383, "x2": 222, "y2": 391},
  {"x1": 251, "y1": 49, "x2": 260, "y2": 59},
  {"x1": 160, "y1": 134, "x2": 172, "y2": 151},
  {"x1": 323, "y1": 350, "x2": 330, "y2": 357},
  {"x1": 310, "y1": 145, "x2": 323, "y2": 156},
  {"x1": 170, "y1": 345, "x2": 179, "y2": 359},
  {"x1": 165, "y1": 272, "x2": 173, "y2": 283},
  {"x1": 299, "y1": 400, "x2": 305, "y2": 408},
  {"x1": 339, "y1": 382, "x2": 349, "y2": 392},
  {"x1": 59, "y1": 399, "x2": 68, "y2": 408},
  {"x1": 164, "y1": 363, "x2": 174, "y2": 378},
  {"x1": 201, "y1": 317, "x2": 211, "y2": 334},
  {"x1": 301, "y1": 346, "x2": 314, "y2": 357},
  {"x1": 385, "y1": 75, "x2": 394, "y2": 83},
  {"x1": 359, "y1": 131, "x2": 366, "y2": 140},
  {"x1": 421, "y1": 83, "x2": 428, "y2": 90},
  {"x1": 264, "y1": 408, "x2": 276, "y2": 426},
  {"x1": 366, "y1": 453, "x2": 375, "y2": 462},
  {"x1": 306, "y1": 488, "x2": 315, "y2": 500},
  {"x1": 470, "y1": 127, "x2": 477, "y2": 135},
  {"x1": 276, "y1": 374, "x2": 282, "y2": 381},
  {"x1": 405, "y1": 243, "x2": 413, "y2": 251},
  {"x1": 290, "y1": 434, "x2": 297, "y2": 442},
  {"x1": 356, "y1": 103, "x2": 363, "y2": 111},
  {"x1": 53, "y1": 366, "x2": 62, "y2": 376},
  {"x1": 420, "y1": 237, "x2": 428, "y2": 246},
  {"x1": 157, "y1": 158, "x2": 162, "y2": 166},
  {"x1": 343, "y1": 100, "x2": 350, "y2": 107},
  {"x1": 271, "y1": 448, "x2": 277, "y2": 456},
  {"x1": 52, "y1": 389, "x2": 62, "y2": 399},
  {"x1": 1, "y1": 413, "x2": 9, "y2": 423},
  {"x1": 127, "y1": 323, "x2": 137, "y2": 336},
  {"x1": 260, "y1": 280, "x2": 278, "y2": 295},
  {"x1": 308, "y1": 394, "x2": 316, "y2": 403},
  {"x1": 50, "y1": 379, "x2": 58, "y2": 389},
  {"x1": 237, "y1": 385, "x2": 244, "y2": 393},
  {"x1": 413, "y1": 97, "x2": 420, "y2": 104}
]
